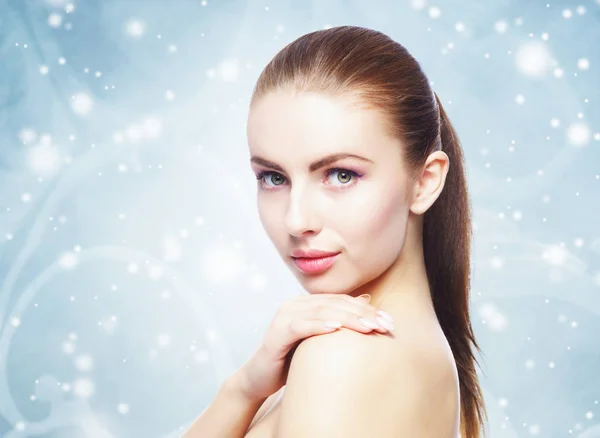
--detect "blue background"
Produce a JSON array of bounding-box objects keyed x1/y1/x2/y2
[{"x1": 0, "y1": 0, "x2": 599, "y2": 436}]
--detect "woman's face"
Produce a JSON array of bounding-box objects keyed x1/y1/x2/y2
[{"x1": 247, "y1": 91, "x2": 414, "y2": 295}]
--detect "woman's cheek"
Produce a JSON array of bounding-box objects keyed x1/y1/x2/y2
[{"x1": 343, "y1": 189, "x2": 409, "y2": 258}]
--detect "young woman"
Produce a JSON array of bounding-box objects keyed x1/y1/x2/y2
[{"x1": 183, "y1": 25, "x2": 487, "y2": 438}]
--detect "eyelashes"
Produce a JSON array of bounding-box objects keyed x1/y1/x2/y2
[{"x1": 255, "y1": 168, "x2": 363, "y2": 191}]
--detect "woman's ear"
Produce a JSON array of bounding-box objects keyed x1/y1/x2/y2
[{"x1": 409, "y1": 151, "x2": 450, "y2": 215}]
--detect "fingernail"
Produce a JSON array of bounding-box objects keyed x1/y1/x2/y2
[
  {"x1": 376, "y1": 316, "x2": 395, "y2": 331},
  {"x1": 376, "y1": 310, "x2": 394, "y2": 323},
  {"x1": 357, "y1": 294, "x2": 371, "y2": 303},
  {"x1": 359, "y1": 318, "x2": 380, "y2": 329},
  {"x1": 324, "y1": 321, "x2": 342, "y2": 329}
]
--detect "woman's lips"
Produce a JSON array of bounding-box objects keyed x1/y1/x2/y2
[{"x1": 292, "y1": 253, "x2": 340, "y2": 275}]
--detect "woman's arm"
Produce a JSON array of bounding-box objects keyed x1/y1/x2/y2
[{"x1": 182, "y1": 369, "x2": 268, "y2": 438}]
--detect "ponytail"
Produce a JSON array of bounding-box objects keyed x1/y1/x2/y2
[{"x1": 423, "y1": 92, "x2": 488, "y2": 437}]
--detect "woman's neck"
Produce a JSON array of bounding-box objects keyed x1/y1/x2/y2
[{"x1": 351, "y1": 223, "x2": 436, "y2": 322}]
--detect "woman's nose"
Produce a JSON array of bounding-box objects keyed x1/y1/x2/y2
[{"x1": 284, "y1": 191, "x2": 321, "y2": 237}]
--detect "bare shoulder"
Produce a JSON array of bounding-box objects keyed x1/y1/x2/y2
[
  {"x1": 275, "y1": 326, "x2": 460, "y2": 437},
  {"x1": 388, "y1": 324, "x2": 461, "y2": 435}
]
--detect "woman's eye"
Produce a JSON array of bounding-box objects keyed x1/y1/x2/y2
[
  {"x1": 255, "y1": 168, "x2": 361, "y2": 189},
  {"x1": 256, "y1": 172, "x2": 286, "y2": 187},
  {"x1": 326, "y1": 168, "x2": 358, "y2": 185}
]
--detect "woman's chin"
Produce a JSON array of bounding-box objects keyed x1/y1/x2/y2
[{"x1": 297, "y1": 278, "x2": 355, "y2": 295}]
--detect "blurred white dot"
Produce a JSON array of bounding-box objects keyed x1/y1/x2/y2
[
  {"x1": 100, "y1": 315, "x2": 118, "y2": 334},
  {"x1": 126, "y1": 18, "x2": 145, "y2": 38},
  {"x1": 165, "y1": 90, "x2": 176, "y2": 101},
  {"x1": 495, "y1": 20, "x2": 508, "y2": 33},
  {"x1": 562, "y1": 8, "x2": 573, "y2": 18},
  {"x1": 574, "y1": 238, "x2": 584, "y2": 248},
  {"x1": 48, "y1": 13, "x2": 62, "y2": 28},
  {"x1": 550, "y1": 118, "x2": 560, "y2": 128},
  {"x1": 525, "y1": 359, "x2": 535, "y2": 369},
  {"x1": 553, "y1": 67, "x2": 564, "y2": 78},
  {"x1": 70, "y1": 92, "x2": 94, "y2": 116},
  {"x1": 201, "y1": 244, "x2": 244, "y2": 285},
  {"x1": 59, "y1": 252, "x2": 78, "y2": 269},
  {"x1": 479, "y1": 303, "x2": 507, "y2": 332},
  {"x1": 542, "y1": 245, "x2": 567, "y2": 265},
  {"x1": 11, "y1": 317, "x2": 21, "y2": 328},
  {"x1": 118, "y1": 403, "x2": 130, "y2": 414},
  {"x1": 206, "y1": 329, "x2": 218, "y2": 343},
  {"x1": 577, "y1": 58, "x2": 590, "y2": 70},
  {"x1": 515, "y1": 94, "x2": 525, "y2": 104},
  {"x1": 113, "y1": 132, "x2": 125, "y2": 143},
  {"x1": 148, "y1": 265, "x2": 163, "y2": 280},
  {"x1": 410, "y1": 0, "x2": 427, "y2": 10},
  {"x1": 74, "y1": 355, "x2": 94, "y2": 372},
  {"x1": 529, "y1": 424, "x2": 540, "y2": 435},
  {"x1": 73, "y1": 378, "x2": 95, "y2": 399},
  {"x1": 515, "y1": 41, "x2": 552, "y2": 77},
  {"x1": 163, "y1": 236, "x2": 182, "y2": 262},
  {"x1": 142, "y1": 116, "x2": 163, "y2": 139},
  {"x1": 567, "y1": 122, "x2": 591, "y2": 147},
  {"x1": 22, "y1": 193, "x2": 32, "y2": 203},
  {"x1": 125, "y1": 124, "x2": 143, "y2": 143},
  {"x1": 428, "y1": 6, "x2": 441, "y2": 18},
  {"x1": 19, "y1": 128, "x2": 37, "y2": 144},
  {"x1": 27, "y1": 143, "x2": 61, "y2": 178},
  {"x1": 195, "y1": 349, "x2": 210, "y2": 363},
  {"x1": 127, "y1": 263, "x2": 139, "y2": 274},
  {"x1": 206, "y1": 68, "x2": 216, "y2": 79},
  {"x1": 157, "y1": 334, "x2": 170, "y2": 347},
  {"x1": 218, "y1": 59, "x2": 239, "y2": 82}
]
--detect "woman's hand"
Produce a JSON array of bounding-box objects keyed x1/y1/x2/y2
[{"x1": 238, "y1": 293, "x2": 396, "y2": 402}]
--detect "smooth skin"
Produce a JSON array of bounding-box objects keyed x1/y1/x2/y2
[{"x1": 245, "y1": 90, "x2": 461, "y2": 437}]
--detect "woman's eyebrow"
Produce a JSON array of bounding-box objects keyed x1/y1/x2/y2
[{"x1": 250, "y1": 153, "x2": 374, "y2": 173}]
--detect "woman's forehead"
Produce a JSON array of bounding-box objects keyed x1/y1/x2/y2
[{"x1": 247, "y1": 92, "x2": 393, "y2": 156}]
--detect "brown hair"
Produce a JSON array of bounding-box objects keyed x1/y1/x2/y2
[{"x1": 250, "y1": 25, "x2": 487, "y2": 438}]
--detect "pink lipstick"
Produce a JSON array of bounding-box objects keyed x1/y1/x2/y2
[{"x1": 291, "y1": 251, "x2": 341, "y2": 275}]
